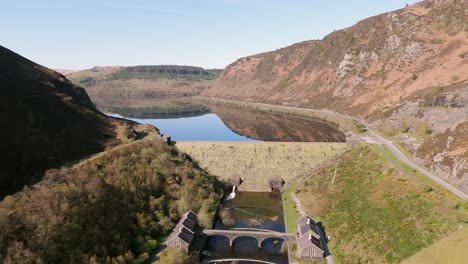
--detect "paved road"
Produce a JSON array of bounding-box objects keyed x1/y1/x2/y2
[
  {"x1": 201, "y1": 98, "x2": 468, "y2": 200},
  {"x1": 366, "y1": 129, "x2": 468, "y2": 200}
]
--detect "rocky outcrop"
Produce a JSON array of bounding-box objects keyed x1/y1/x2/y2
[
  {"x1": 415, "y1": 122, "x2": 468, "y2": 192},
  {"x1": 203, "y1": 0, "x2": 468, "y2": 120}
]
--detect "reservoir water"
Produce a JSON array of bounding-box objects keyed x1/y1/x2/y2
[
  {"x1": 114, "y1": 113, "x2": 258, "y2": 141},
  {"x1": 202, "y1": 192, "x2": 288, "y2": 264},
  {"x1": 110, "y1": 103, "x2": 345, "y2": 142}
]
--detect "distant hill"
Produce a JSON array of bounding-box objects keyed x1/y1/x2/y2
[
  {"x1": 203, "y1": 0, "x2": 468, "y2": 192},
  {"x1": 0, "y1": 46, "x2": 127, "y2": 197},
  {"x1": 54, "y1": 69, "x2": 81, "y2": 75},
  {"x1": 67, "y1": 65, "x2": 222, "y2": 118}
]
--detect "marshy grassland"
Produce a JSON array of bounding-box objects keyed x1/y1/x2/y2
[{"x1": 293, "y1": 145, "x2": 467, "y2": 263}]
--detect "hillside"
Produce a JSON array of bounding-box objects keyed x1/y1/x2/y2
[
  {"x1": 0, "y1": 45, "x2": 139, "y2": 197},
  {"x1": 67, "y1": 65, "x2": 221, "y2": 118},
  {"x1": 294, "y1": 145, "x2": 467, "y2": 263},
  {"x1": 0, "y1": 140, "x2": 222, "y2": 263},
  {"x1": 204, "y1": 0, "x2": 467, "y2": 118},
  {"x1": 203, "y1": 0, "x2": 468, "y2": 192},
  {"x1": 0, "y1": 47, "x2": 223, "y2": 263}
]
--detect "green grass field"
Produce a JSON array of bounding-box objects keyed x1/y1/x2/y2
[
  {"x1": 295, "y1": 145, "x2": 467, "y2": 263},
  {"x1": 283, "y1": 186, "x2": 300, "y2": 234}
]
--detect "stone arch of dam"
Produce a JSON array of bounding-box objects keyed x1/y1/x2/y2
[{"x1": 176, "y1": 141, "x2": 347, "y2": 191}]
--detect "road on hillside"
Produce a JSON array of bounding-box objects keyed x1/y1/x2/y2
[
  {"x1": 202, "y1": 98, "x2": 468, "y2": 200},
  {"x1": 279, "y1": 103, "x2": 468, "y2": 200},
  {"x1": 366, "y1": 129, "x2": 468, "y2": 200}
]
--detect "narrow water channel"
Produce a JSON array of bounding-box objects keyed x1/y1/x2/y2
[{"x1": 202, "y1": 192, "x2": 288, "y2": 264}]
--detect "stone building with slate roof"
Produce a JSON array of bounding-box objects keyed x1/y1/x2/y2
[
  {"x1": 296, "y1": 216, "x2": 324, "y2": 260},
  {"x1": 165, "y1": 210, "x2": 198, "y2": 252}
]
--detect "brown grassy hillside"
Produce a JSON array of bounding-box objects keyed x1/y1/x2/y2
[
  {"x1": 0, "y1": 46, "x2": 130, "y2": 197},
  {"x1": 204, "y1": 0, "x2": 467, "y2": 119},
  {"x1": 203, "y1": 0, "x2": 468, "y2": 192}
]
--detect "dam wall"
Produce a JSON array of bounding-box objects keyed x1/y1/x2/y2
[{"x1": 176, "y1": 141, "x2": 347, "y2": 191}]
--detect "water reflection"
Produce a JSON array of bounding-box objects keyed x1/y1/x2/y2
[
  {"x1": 110, "y1": 113, "x2": 258, "y2": 142},
  {"x1": 207, "y1": 104, "x2": 345, "y2": 142},
  {"x1": 110, "y1": 103, "x2": 345, "y2": 142}
]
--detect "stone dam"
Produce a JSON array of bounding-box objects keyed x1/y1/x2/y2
[{"x1": 176, "y1": 141, "x2": 348, "y2": 191}]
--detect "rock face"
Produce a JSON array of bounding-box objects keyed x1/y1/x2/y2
[
  {"x1": 0, "y1": 46, "x2": 121, "y2": 197},
  {"x1": 204, "y1": 0, "x2": 467, "y2": 120},
  {"x1": 415, "y1": 122, "x2": 468, "y2": 192}
]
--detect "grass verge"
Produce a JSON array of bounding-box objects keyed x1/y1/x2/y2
[{"x1": 283, "y1": 186, "x2": 300, "y2": 234}]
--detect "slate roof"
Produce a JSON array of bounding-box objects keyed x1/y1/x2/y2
[
  {"x1": 297, "y1": 233, "x2": 324, "y2": 258},
  {"x1": 186, "y1": 210, "x2": 198, "y2": 221},
  {"x1": 174, "y1": 210, "x2": 198, "y2": 231},
  {"x1": 298, "y1": 216, "x2": 309, "y2": 226},
  {"x1": 297, "y1": 232, "x2": 311, "y2": 247},
  {"x1": 166, "y1": 226, "x2": 194, "y2": 245},
  {"x1": 297, "y1": 215, "x2": 324, "y2": 258},
  {"x1": 166, "y1": 211, "x2": 199, "y2": 247},
  {"x1": 298, "y1": 216, "x2": 320, "y2": 239}
]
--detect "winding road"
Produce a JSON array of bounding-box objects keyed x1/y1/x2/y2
[
  {"x1": 200, "y1": 97, "x2": 468, "y2": 200},
  {"x1": 366, "y1": 129, "x2": 468, "y2": 200}
]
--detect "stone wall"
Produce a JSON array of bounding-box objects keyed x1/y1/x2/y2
[{"x1": 176, "y1": 142, "x2": 347, "y2": 191}]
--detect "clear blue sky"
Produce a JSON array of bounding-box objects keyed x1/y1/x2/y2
[{"x1": 0, "y1": 0, "x2": 420, "y2": 70}]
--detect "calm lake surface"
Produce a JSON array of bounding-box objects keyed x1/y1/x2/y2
[
  {"x1": 202, "y1": 192, "x2": 288, "y2": 264},
  {"x1": 111, "y1": 113, "x2": 258, "y2": 141},
  {"x1": 110, "y1": 104, "x2": 345, "y2": 142}
]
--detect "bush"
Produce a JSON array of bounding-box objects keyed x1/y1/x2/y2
[{"x1": 158, "y1": 247, "x2": 198, "y2": 264}]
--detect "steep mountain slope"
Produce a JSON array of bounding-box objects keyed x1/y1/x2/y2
[
  {"x1": 0, "y1": 46, "x2": 125, "y2": 197},
  {"x1": 204, "y1": 0, "x2": 467, "y2": 119},
  {"x1": 67, "y1": 65, "x2": 221, "y2": 118},
  {"x1": 203, "y1": 0, "x2": 468, "y2": 192}
]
